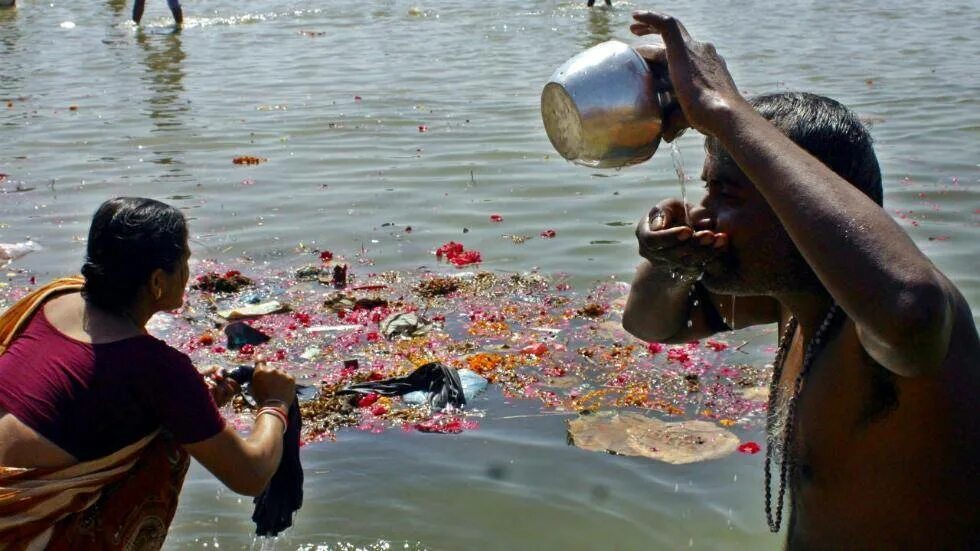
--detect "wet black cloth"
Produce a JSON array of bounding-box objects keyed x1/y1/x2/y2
[
  {"x1": 224, "y1": 365, "x2": 304, "y2": 537},
  {"x1": 339, "y1": 361, "x2": 466, "y2": 410},
  {"x1": 252, "y1": 400, "x2": 303, "y2": 537}
]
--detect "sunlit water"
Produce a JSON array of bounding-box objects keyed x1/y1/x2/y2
[{"x1": 1, "y1": 0, "x2": 977, "y2": 549}]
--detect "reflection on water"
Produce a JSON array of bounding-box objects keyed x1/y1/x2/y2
[
  {"x1": 584, "y1": 5, "x2": 614, "y2": 48},
  {"x1": 105, "y1": 0, "x2": 128, "y2": 19},
  {"x1": 136, "y1": 30, "x2": 189, "y2": 175},
  {"x1": 137, "y1": 29, "x2": 186, "y2": 133},
  {"x1": 0, "y1": 7, "x2": 21, "y2": 102}
]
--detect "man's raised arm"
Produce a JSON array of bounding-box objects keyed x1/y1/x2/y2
[{"x1": 631, "y1": 10, "x2": 957, "y2": 375}]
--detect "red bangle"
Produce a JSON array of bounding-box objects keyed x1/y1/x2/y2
[{"x1": 256, "y1": 407, "x2": 288, "y2": 434}]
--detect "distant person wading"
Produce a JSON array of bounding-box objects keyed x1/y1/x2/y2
[{"x1": 132, "y1": 0, "x2": 182, "y2": 27}]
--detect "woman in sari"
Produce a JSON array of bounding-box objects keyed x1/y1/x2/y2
[{"x1": 0, "y1": 197, "x2": 295, "y2": 550}]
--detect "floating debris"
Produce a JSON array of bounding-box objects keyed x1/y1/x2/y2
[
  {"x1": 0, "y1": 240, "x2": 41, "y2": 268},
  {"x1": 192, "y1": 270, "x2": 253, "y2": 293},
  {"x1": 232, "y1": 156, "x2": 267, "y2": 165},
  {"x1": 567, "y1": 411, "x2": 740, "y2": 464},
  {"x1": 217, "y1": 300, "x2": 288, "y2": 320}
]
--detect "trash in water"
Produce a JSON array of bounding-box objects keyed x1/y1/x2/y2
[
  {"x1": 224, "y1": 322, "x2": 272, "y2": 351},
  {"x1": 338, "y1": 362, "x2": 468, "y2": 411},
  {"x1": 403, "y1": 368, "x2": 487, "y2": 405},
  {"x1": 192, "y1": 270, "x2": 253, "y2": 293},
  {"x1": 218, "y1": 301, "x2": 288, "y2": 320},
  {"x1": 0, "y1": 240, "x2": 41, "y2": 268},
  {"x1": 232, "y1": 156, "x2": 267, "y2": 165},
  {"x1": 380, "y1": 312, "x2": 432, "y2": 340},
  {"x1": 567, "y1": 411, "x2": 740, "y2": 464},
  {"x1": 0, "y1": 251, "x2": 773, "y2": 445}
]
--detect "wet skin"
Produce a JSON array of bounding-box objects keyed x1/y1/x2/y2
[
  {"x1": 628, "y1": 149, "x2": 980, "y2": 548},
  {"x1": 622, "y1": 10, "x2": 980, "y2": 546},
  {"x1": 693, "y1": 149, "x2": 980, "y2": 548}
]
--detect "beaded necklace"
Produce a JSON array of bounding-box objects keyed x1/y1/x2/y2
[{"x1": 764, "y1": 303, "x2": 842, "y2": 533}]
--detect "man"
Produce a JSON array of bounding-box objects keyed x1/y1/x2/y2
[{"x1": 621, "y1": 10, "x2": 979, "y2": 549}]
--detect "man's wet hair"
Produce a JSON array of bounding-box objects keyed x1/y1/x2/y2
[
  {"x1": 81, "y1": 197, "x2": 187, "y2": 313},
  {"x1": 749, "y1": 91, "x2": 883, "y2": 205}
]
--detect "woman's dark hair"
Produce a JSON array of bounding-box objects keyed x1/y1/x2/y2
[
  {"x1": 749, "y1": 92, "x2": 884, "y2": 205},
  {"x1": 81, "y1": 197, "x2": 188, "y2": 313}
]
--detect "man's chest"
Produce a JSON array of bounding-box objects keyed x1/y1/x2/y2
[{"x1": 774, "y1": 321, "x2": 899, "y2": 484}]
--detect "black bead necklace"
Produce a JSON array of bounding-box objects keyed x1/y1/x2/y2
[{"x1": 764, "y1": 303, "x2": 842, "y2": 533}]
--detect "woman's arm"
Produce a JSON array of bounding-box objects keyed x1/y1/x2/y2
[
  {"x1": 184, "y1": 414, "x2": 285, "y2": 496},
  {"x1": 185, "y1": 360, "x2": 295, "y2": 496}
]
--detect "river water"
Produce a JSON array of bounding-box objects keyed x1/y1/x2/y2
[{"x1": 1, "y1": 0, "x2": 977, "y2": 549}]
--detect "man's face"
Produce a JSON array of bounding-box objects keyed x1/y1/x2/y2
[{"x1": 697, "y1": 139, "x2": 819, "y2": 296}]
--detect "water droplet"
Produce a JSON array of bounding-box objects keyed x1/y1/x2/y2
[{"x1": 687, "y1": 319, "x2": 693, "y2": 328}]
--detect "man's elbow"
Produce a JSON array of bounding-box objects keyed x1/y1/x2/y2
[
  {"x1": 863, "y1": 275, "x2": 955, "y2": 376},
  {"x1": 894, "y1": 275, "x2": 953, "y2": 342}
]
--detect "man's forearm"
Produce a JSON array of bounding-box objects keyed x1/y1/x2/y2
[{"x1": 622, "y1": 260, "x2": 698, "y2": 342}]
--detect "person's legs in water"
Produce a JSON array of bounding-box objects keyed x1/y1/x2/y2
[
  {"x1": 166, "y1": 0, "x2": 182, "y2": 27},
  {"x1": 132, "y1": 0, "x2": 145, "y2": 24},
  {"x1": 133, "y1": 0, "x2": 181, "y2": 26}
]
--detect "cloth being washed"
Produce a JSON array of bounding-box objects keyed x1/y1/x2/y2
[{"x1": 225, "y1": 365, "x2": 305, "y2": 537}]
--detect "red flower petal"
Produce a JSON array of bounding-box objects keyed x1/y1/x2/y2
[
  {"x1": 357, "y1": 393, "x2": 380, "y2": 408},
  {"x1": 738, "y1": 441, "x2": 761, "y2": 454}
]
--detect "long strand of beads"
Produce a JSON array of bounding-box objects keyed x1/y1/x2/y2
[
  {"x1": 764, "y1": 316, "x2": 797, "y2": 532},
  {"x1": 764, "y1": 304, "x2": 842, "y2": 533}
]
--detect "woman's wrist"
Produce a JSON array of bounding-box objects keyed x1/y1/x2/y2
[
  {"x1": 259, "y1": 398, "x2": 288, "y2": 410},
  {"x1": 256, "y1": 406, "x2": 288, "y2": 434}
]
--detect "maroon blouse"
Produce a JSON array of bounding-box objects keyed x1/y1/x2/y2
[{"x1": 0, "y1": 308, "x2": 225, "y2": 461}]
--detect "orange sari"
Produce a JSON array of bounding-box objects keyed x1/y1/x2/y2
[{"x1": 0, "y1": 278, "x2": 190, "y2": 550}]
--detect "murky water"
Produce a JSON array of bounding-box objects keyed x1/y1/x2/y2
[{"x1": 1, "y1": 0, "x2": 977, "y2": 549}]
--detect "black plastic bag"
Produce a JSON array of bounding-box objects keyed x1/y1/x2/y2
[
  {"x1": 224, "y1": 322, "x2": 271, "y2": 351},
  {"x1": 338, "y1": 361, "x2": 466, "y2": 410}
]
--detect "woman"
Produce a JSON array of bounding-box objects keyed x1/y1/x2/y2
[{"x1": 0, "y1": 197, "x2": 295, "y2": 549}]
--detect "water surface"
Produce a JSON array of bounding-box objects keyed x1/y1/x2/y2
[{"x1": 1, "y1": 0, "x2": 977, "y2": 549}]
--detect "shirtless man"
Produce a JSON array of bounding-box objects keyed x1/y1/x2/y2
[{"x1": 621, "y1": 10, "x2": 979, "y2": 549}]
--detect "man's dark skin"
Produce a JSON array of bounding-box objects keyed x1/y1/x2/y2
[{"x1": 621, "y1": 10, "x2": 979, "y2": 549}]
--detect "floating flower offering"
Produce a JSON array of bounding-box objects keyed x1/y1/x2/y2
[{"x1": 0, "y1": 247, "x2": 773, "y2": 462}]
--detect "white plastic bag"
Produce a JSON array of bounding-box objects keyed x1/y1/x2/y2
[{"x1": 0, "y1": 240, "x2": 42, "y2": 268}]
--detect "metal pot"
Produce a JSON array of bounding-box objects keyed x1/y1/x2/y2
[{"x1": 541, "y1": 40, "x2": 673, "y2": 169}]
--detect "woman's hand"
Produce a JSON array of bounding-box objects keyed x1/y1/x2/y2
[
  {"x1": 203, "y1": 366, "x2": 240, "y2": 407},
  {"x1": 251, "y1": 358, "x2": 296, "y2": 407},
  {"x1": 630, "y1": 11, "x2": 747, "y2": 138},
  {"x1": 636, "y1": 199, "x2": 727, "y2": 271}
]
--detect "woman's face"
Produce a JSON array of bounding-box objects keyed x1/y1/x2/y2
[{"x1": 158, "y1": 240, "x2": 191, "y2": 311}]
